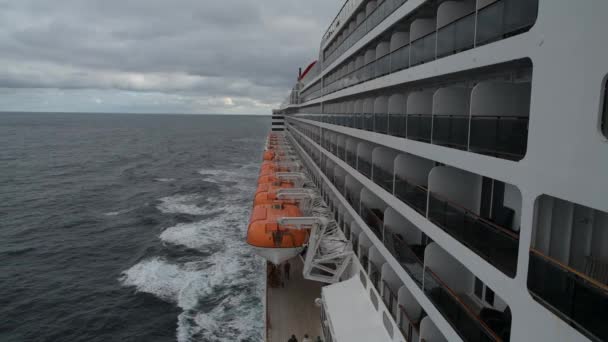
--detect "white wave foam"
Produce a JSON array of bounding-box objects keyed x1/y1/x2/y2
[
  {"x1": 104, "y1": 207, "x2": 135, "y2": 216},
  {"x1": 157, "y1": 194, "x2": 208, "y2": 215},
  {"x1": 159, "y1": 221, "x2": 226, "y2": 250},
  {"x1": 155, "y1": 178, "x2": 176, "y2": 182},
  {"x1": 124, "y1": 162, "x2": 264, "y2": 341}
]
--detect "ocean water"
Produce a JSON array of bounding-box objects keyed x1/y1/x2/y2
[{"x1": 0, "y1": 112, "x2": 269, "y2": 342}]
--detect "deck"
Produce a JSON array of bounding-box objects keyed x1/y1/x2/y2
[{"x1": 266, "y1": 257, "x2": 323, "y2": 342}]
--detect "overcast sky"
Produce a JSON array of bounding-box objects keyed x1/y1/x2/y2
[{"x1": 0, "y1": 0, "x2": 341, "y2": 114}]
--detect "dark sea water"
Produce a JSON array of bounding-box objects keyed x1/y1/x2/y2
[{"x1": 0, "y1": 112, "x2": 269, "y2": 342}]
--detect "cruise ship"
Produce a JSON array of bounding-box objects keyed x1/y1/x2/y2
[{"x1": 250, "y1": 0, "x2": 608, "y2": 341}]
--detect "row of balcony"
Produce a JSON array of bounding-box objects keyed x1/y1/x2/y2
[
  {"x1": 296, "y1": 112, "x2": 528, "y2": 161},
  {"x1": 323, "y1": 0, "x2": 408, "y2": 69},
  {"x1": 290, "y1": 124, "x2": 511, "y2": 341},
  {"x1": 288, "y1": 122, "x2": 608, "y2": 342},
  {"x1": 308, "y1": 0, "x2": 538, "y2": 103}
]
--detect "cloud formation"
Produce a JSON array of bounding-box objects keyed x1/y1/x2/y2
[{"x1": 0, "y1": 0, "x2": 340, "y2": 114}]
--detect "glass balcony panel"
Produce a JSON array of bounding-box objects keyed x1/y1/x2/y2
[
  {"x1": 376, "y1": 54, "x2": 391, "y2": 77},
  {"x1": 436, "y1": 13, "x2": 475, "y2": 58},
  {"x1": 476, "y1": 0, "x2": 505, "y2": 45},
  {"x1": 364, "y1": 113, "x2": 375, "y2": 131},
  {"x1": 410, "y1": 32, "x2": 436, "y2": 66},
  {"x1": 346, "y1": 151, "x2": 357, "y2": 169},
  {"x1": 406, "y1": 114, "x2": 432, "y2": 143},
  {"x1": 369, "y1": 262, "x2": 381, "y2": 291},
  {"x1": 394, "y1": 175, "x2": 427, "y2": 214},
  {"x1": 528, "y1": 251, "x2": 608, "y2": 342},
  {"x1": 372, "y1": 165, "x2": 393, "y2": 193},
  {"x1": 504, "y1": 0, "x2": 538, "y2": 34},
  {"x1": 469, "y1": 116, "x2": 528, "y2": 160},
  {"x1": 427, "y1": 193, "x2": 518, "y2": 277},
  {"x1": 374, "y1": 113, "x2": 389, "y2": 134},
  {"x1": 432, "y1": 115, "x2": 469, "y2": 150},
  {"x1": 390, "y1": 44, "x2": 410, "y2": 72},
  {"x1": 423, "y1": 268, "x2": 501, "y2": 341},
  {"x1": 358, "y1": 158, "x2": 372, "y2": 178},
  {"x1": 388, "y1": 114, "x2": 407, "y2": 137}
]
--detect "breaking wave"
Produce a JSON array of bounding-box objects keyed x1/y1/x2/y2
[{"x1": 122, "y1": 163, "x2": 263, "y2": 341}]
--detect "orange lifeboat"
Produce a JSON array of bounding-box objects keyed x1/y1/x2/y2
[
  {"x1": 247, "y1": 203, "x2": 308, "y2": 264},
  {"x1": 263, "y1": 150, "x2": 275, "y2": 161}
]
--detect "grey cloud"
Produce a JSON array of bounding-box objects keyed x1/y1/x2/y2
[{"x1": 0, "y1": 0, "x2": 340, "y2": 113}]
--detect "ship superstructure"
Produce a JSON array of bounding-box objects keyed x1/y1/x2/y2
[{"x1": 265, "y1": 1, "x2": 608, "y2": 341}]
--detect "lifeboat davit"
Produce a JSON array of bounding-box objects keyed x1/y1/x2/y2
[
  {"x1": 254, "y1": 182, "x2": 295, "y2": 206},
  {"x1": 247, "y1": 203, "x2": 309, "y2": 264}
]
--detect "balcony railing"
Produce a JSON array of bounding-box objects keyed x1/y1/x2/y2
[
  {"x1": 399, "y1": 305, "x2": 421, "y2": 342},
  {"x1": 428, "y1": 192, "x2": 518, "y2": 277},
  {"x1": 295, "y1": 113, "x2": 529, "y2": 161},
  {"x1": 528, "y1": 249, "x2": 608, "y2": 342},
  {"x1": 469, "y1": 116, "x2": 528, "y2": 160},
  {"x1": 406, "y1": 114, "x2": 432, "y2": 143},
  {"x1": 382, "y1": 280, "x2": 399, "y2": 318},
  {"x1": 436, "y1": 12, "x2": 475, "y2": 58},
  {"x1": 361, "y1": 204, "x2": 384, "y2": 240},
  {"x1": 423, "y1": 267, "x2": 502, "y2": 342},
  {"x1": 394, "y1": 175, "x2": 428, "y2": 215},
  {"x1": 372, "y1": 165, "x2": 393, "y2": 193},
  {"x1": 410, "y1": 32, "x2": 436, "y2": 66},
  {"x1": 432, "y1": 114, "x2": 469, "y2": 150},
  {"x1": 390, "y1": 44, "x2": 410, "y2": 73},
  {"x1": 476, "y1": 0, "x2": 538, "y2": 46},
  {"x1": 358, "y1": 158, "x2": 372, "y2": 178}
]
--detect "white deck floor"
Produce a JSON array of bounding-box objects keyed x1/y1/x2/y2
[{"x1": 267, "y1": 257, "x2": 323, "y2": 342}]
